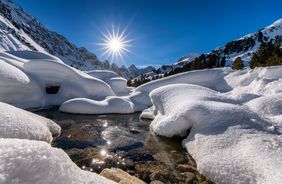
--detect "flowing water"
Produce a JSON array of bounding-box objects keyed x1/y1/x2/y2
[{"x1": 36, "y1": 108, "x2": 212, "y2": 184}]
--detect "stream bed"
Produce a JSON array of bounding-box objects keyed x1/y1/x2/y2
[{"x1": 36, "y1": 108, "x2": 212, "y2": 184}]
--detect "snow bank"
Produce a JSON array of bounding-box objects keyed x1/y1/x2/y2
[
  {"x1": 0, "y1": 59, "x2": 43, "y2": 108},
  {"x1": 0, "y1": 51, "x2": 124, "y2": 110},
  {"x1": 87, "y1": 70, "x2": 120, "y2": 80},
  {"x1": 7, "y1": 50, "x2": 61, "y2": 62},
  {"x1": 0, "y1": 139, "x2": 114, "y2": 184},
  {"x1": 87, "y1": 70, "x2": 130, "y2": 96},
  {"x1": 135, "y1": 68, "x2": 232, "y2": 93},
  {"x1": 24, "y1": 60, "x2": 115, "y2": 102},
  {"x1": 60, "y1": 97, "x2": 134, "y2": 114},
  {"x1": 147, "y1": 84, "x2": 282, "y2": 184},
  {"x1": 143, "y1": 66, "x2": 282, "y2": 184},
  {"x1": 0, "y1": 102, "x2": 60, "y2": 143},
  {"x1": 130, "y1": 68, "x2": 232, "y2": 110}
]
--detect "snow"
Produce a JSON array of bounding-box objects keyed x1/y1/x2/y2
[
  {"x1": 0, "y1": 48, "x2": 282, "y2": 184},
  {"x1": 0, "y1": 51, "x2": 123, "y2": 110},
  {"x1": 139, "y1": 107, "x2": 155, "y2": 120},
  {"x1": 0, "y1": 102, "x2": 60, "y2": 143},
  {"x1": 0, "y1": 138, "x2": 114, "y2": 184},
  {"x1": 86, "y1": 70, "x2": 130, "y2": 96},
  {"x1": 136, "y1": 68, "x2": 232, "y2": 93},
  {"x1": 141, "y1": 66, "x2": 282, "y2": 184},
  {"x1": 60, "y1": 97, "x2": 134, "y2": 114},
  {"x1": 0, "y1": 57, "x2": 43, "y2": 108}
]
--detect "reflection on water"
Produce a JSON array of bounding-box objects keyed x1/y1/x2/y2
[{"x1": 35, "y1": 108, "x2": 212, "y2": 184}]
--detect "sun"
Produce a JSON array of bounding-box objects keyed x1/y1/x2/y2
[
  {"x1": 99, "y1": 26, "x2": 132, "y2": 62},
  {"x1": 109, "y1": 38, "x2": 122, "y2": 52}
]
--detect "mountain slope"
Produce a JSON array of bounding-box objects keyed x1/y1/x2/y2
[
  {"x1": 129, "y1": 18, "x2": 282, "y2": 85},
  {"x1": 0, "y1": 0, "x2": 156, "y2": 78}
]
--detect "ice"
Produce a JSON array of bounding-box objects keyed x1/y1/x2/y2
[{"x1": 0, "y1": 139, "x2": 114, "y2": 184}]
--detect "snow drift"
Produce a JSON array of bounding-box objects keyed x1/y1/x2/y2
[
  {"x1": 0, "y1": 138, "x2": 114, "y2": 184},
  {"x1": 141, "y1": 66, "x2": 282, "y2": 184},
  {"x1": 0, "y1": 102, "x2": 60, "y2": 143},
  {"x1": 60, "y1": 97, "x2": 134, "y2": 114},
  {"x1": 1, "y1": 49, "x2": 282, "y2": 184},
  {"x1": 0, "y1": 50, "x2": 131, "y2": 112}
]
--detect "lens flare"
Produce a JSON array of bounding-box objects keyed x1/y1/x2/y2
[{"x1": 99, "y1": 25, "x2": 132, "y2": 62}]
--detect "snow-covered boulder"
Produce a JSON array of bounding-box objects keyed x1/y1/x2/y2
[
  {"x1": 143, "y1": 72, "x2": 282, "y2": 184},
  {"x1": 59, "y1": 97, "x2": 134, "y2": 114},
  {"x1": 24, "y1": 59, "x2": 115, "y2": 101},
  {"x1": 0, "y1": 138, "x2": 114, "y2": 184},
  {"x1": 0, "y1": 102, "x2": 60, "y2": 143},
  {"x1": 0, "y1": 51, "x2": 123, "y2": 110},
  {"x1": 87, "y1": 70, "x2": 130, "y2": 96},
  {"x1": 0, "y1": 58, "x2": 43, "y2": 108}
]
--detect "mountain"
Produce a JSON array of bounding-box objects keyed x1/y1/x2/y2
[
  {"x1": 0, "y1": 0, "x2": 155, "y2": 79},
  {"x1": 129, "y1": 18, "x2": 282, "y2": 86},
  {"x1": 176, "y1": 53, "x2": 200, "y2": 65}
]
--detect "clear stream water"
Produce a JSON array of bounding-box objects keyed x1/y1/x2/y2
[{"x1": 35, "y1": 108, "x2": 212, "y2": 183}]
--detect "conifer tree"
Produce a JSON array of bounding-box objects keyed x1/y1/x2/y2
[{"x1": 232, "y1": 57, "x2": 244, "y2": 70}]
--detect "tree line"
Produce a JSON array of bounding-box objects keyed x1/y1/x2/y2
[{"x1": 128, "y1": 35, "x2": 282, "y2": 86}]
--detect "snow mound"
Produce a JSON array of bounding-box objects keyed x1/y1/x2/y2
[
  {"x1": 0, "y1": 59, "x2": 43, "y2": 108},
  {"x1": 60, "y1": 97, "x2": 134, "y2": 114},
  {"x1": 246, "y1": 94, "x2": 282, "y2": 116},
  {"x1": 7, "y1": 50, "x2": 62, "y2": 62},
  {"x1": 143, "y1": 66, "x2": 282, "y2": 184},
  {"x1": 140, "y1": 107, "x2": 155, "y2": 120},
  {"x1": 0, "y1": 51, "x2": 128, "y2": 110},
  {"x1": 0, "y1": 102, "x2": 60, "y2": 143},
  {"x1": 0, "y1": 138, "x2": 114, "y2": 184},
  {"x1": 87, "y1": 70, "x2": 130, "y2": 96},
  {"x1": 147, "y1": 84, "x2": 282, "y2": 184},
  {"x1": 24, "y1": 59, "x2": 115, "y2": 101},
  {"x1": 87, "y1": 70, "x2": 120, "y2": 80},
  {"x1": 136, "y1": 68, "x2": 232, "y2": 93}
]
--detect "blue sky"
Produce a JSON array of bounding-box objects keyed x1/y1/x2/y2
[{"x1": 15, "y1": 0, "x2": 282, "y2": 67}]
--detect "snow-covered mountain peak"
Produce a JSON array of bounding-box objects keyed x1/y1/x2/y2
[
  {"x1": 267, "y1": 18, "x2": 282, "y2": 28},
  {"x1": 176, "y1": 53, "x2": 199, "y2": 64},
  {"x1": 129, "y1": 18, "x2": 282, "y2": 86}
]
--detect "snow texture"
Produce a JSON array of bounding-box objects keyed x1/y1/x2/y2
[
  {"x1": 141, "y1": 66, "x2": 282, "y2": 184},
  {"x1": 0, "y1": 50, "x2": 133, "y2": 112},
  {"x1": 0, "y1": 102, "x2": 60, "y2": 143},
  {"x1": 0, "y1": 138, "x2": 114, "y2": 184},
  {"x1": 60, "y1": 97, "x2": 134, "y2": 114}
]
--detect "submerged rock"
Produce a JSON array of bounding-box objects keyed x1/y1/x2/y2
[{"x1": 100, "y1": 168, "x2": 146, "y2": 184}]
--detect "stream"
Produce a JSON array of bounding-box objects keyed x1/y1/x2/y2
[{"x1": 35, "y1": 108, "x2": 212, "y2": 184}]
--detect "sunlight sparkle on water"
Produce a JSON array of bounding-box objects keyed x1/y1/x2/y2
[{"x1": 100, "y1": 149, "x2": 107, "y2": 156}]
